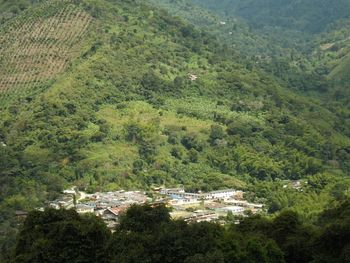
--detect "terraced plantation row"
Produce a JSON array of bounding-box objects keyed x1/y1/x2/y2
[{"x1": 0, "y1": 0, "x2": 92, "y2": 108}]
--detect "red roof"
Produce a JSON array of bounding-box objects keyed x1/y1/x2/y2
[{"x1": 107, "y1": 206, "x2": 129, "y2": 216}]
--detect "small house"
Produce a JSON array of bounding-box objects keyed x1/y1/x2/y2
[{"x1": 189, "y1": 74, "x2": 198, "y2": 81}]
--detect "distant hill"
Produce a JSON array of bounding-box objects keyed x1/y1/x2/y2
[
  {"x1": 149, "y1": 0, "x2": 350, "y2": 103},
  {"x1": 192, "y1": 0, "x2": 350, "y2": 33},
  {"x1": 317, "y1": 21, "x2": 350, "y2": 83}
]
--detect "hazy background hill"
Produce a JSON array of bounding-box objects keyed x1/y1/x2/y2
[
  {"x1": 191, "y1": 0, "x2": 350, "y2": 33},
  {"x1": 149, "y1": 0, "x2": 350, "y2": 122},
  {"x1": 188, "y1": 0, "x2": 350, "y2": 84}
]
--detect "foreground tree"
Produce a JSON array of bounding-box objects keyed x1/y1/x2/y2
[
  {"x1": 13, "y1": 209, "x2": 111, "y2": 263},
  {"x1": 11, "y1": 202, "x2": 350, "y2": 263}
]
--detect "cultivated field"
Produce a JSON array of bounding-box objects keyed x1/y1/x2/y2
[{"x1": 0, "y1": 0, "x2": 92, "y2": 107}]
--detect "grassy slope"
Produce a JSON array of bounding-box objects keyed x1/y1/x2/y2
[{"x1": 330, "y1": 54, "x2": 350, "y2": 82}]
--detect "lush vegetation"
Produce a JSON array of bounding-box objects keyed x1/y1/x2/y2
[
  {"x1": 191, "y1": 0, "x2": 350, "y2": 33},
  {"x1": 0, "y1": 0, "x2": 349, "y2": 261},
  {"x1": 149, "y1": 0, "x2": 350, "y2": 96},
  {"x1": 9, "y1": 202, "x2": 350, "y2": 263}
]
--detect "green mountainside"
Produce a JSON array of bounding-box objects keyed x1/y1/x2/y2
[
  {"x1": 315, "y1": 21, "x2": 350, "y2": 84},
  {"x1": 148, "y1": 0, "x2": 302, "y2": 58},
  {"x1": 191, "y1": 0, "x2": 350, "y2": 34},
  {"x1": 151, "y1": 0, "x2": 350, "y2": 78},
  {"x1": 148, "y1": 0, "x2": 350, "y2": 130},
  {"x1": 0, "y1": 0, "x2": 349, "y2": 261},
  {"x1": 188, "y1": 0, "x2": 350, "y2": 92}
]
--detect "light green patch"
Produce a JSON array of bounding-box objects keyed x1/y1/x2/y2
[
  {"x1": 165, "y1": 97, "x2": 265, "y2": 125},
  {"x1": 98, "y1": 101, "x2": 213, "y2": 134},
  {"x1": 329, "y1": 53, "x2": 350, "y2": 83},
  {"x1": 83, "y1": 142, "x2": 138, "y2": 163}
]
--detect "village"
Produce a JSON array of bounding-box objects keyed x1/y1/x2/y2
[{"x1": 41, "y1": 187, "x2": 265, "y2": 230}]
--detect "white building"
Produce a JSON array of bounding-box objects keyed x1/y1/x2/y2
[
  {"x1": 169, "y1": 198, "x2": 200, "y2": 206},
  {"x1": 76, "y1": 204, "x2": 94, "y2": 214},
  {"x1": 161, "y1": 188, "x2": 239, "y2": 200},
  {"x1": 209, "y1": 189, "x2": 237, "y2": 199},
  {"x1": 220, "y1": 206, "x2": 245, "y2": 214},
  {"x1": 63, "y1": 189, "x2": 76, "y2": 195}
]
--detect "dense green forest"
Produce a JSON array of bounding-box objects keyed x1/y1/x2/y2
[
  {"x1": 0, "y1": 0, "x2": 349, "y2": 262},
  {"x1": 149, "y1": 0, "x2": 350, "y2": 97},
  {"x1": 9, "y1": 203, "x2": 350, "y2": 262},
  {"x1": 191, "y1": 0, "x2": 350, "y2": 33}
]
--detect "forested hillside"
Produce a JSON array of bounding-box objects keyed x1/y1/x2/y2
[
  {"x1": 0, "y1": 0, "x2": 349, "y2": 261},
  {"x1": 191, "y1": 0, "x2": 350, "y2": 33},
  {"x1": 148, "y1": 0, "x2": 350, "y2": 131},
  {"x1": 152, "y1": 1, "x2": 350, "y2": 76}
]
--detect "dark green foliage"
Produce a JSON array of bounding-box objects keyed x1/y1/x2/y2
[
  {"x1": 148, "y1": 0, "x2": 350, "y2": 103},
  {"x1": 181, "y1": 134, "x2": 204, "y2": 151},
  {"x1": 170, "y1": 146, "x2": 183, "y2": 159},
  {"x1": 132, "y1": 159, "x2": 145, "y2": 174},
  {"x1": 187, "y1": 148, "x2": 199, "y2": 163},
  {"x1": 209, "y1": 125, "x2": 225, "y2": 145},
  {"x1": 314, "y1": 200, "x2": 350, "y2": 262},
  {"x1": 139, "y1": 140, "x2": 158, "y2": 164},
  {"x1": 118, "y1": 204, "x2": 170, "y2": 233},
  {"x1": 125, "y1": 123, "x2": 145, "y2": 143},
  {"x1": 11, "y1": 202, "x2": 350, "y2": 262},
  {"x1": 191, "y1": 0, "x2": 350, "y2": 33},
  {"x1": 13, "y1": 209, "x2": 111, "y2": 263}
]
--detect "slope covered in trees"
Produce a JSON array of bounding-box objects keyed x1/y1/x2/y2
[
  {"x1": 191, "y1": 0, "x2": 350, "y2": 34},
  {"x1": 148, "y1": 0, "x2": 350, "y2": 135},
  {"x1": 151, "y1": 0, "x2": 350, "y2": 85},
  {"x1": 0, "y1": 0, "x2": 349, "y2": 261}
]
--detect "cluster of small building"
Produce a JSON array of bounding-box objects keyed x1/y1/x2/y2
[
  {"x1": 73, "y1": 190, "x2": 149, "y2": 230},
  {"x1": 158, "y1": 188, "x2": 264, "y2": 223},
  {"x1": 30, "y1": 187, "x2": 264, "y2": 230}
]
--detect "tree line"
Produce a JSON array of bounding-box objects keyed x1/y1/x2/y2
[{"x1": 7, "y1": 201, "x2": 350, "y2": 263}]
